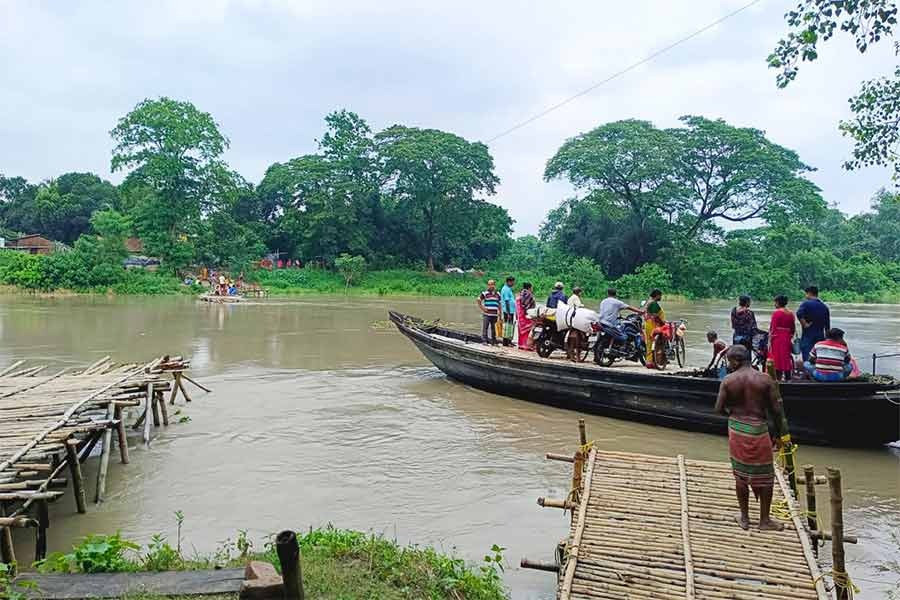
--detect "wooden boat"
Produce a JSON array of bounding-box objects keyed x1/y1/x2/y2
[
  {"x1": 390, "y1": 311, "x2": 900, "y2": 447},
  {"x1": 198, "y1": 294, "x2": 244, "y2": 304}
]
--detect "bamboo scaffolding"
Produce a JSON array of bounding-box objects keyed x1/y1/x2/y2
[{"x1": 0, "y1": 355, "x2": 201, "y2": 567}]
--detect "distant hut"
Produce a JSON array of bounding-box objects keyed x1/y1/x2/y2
[{"x1": 5, "y1": 234, "x2": 69, "y2": 255}]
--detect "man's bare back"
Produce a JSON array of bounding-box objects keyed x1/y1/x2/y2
[{"x1": 715, "y1": 366, "x2": 778, "y2": 421}]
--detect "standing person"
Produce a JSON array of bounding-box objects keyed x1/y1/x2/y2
[
  {"x1": 730, "y1": 295, "x2": 758, "y2": 352},
  {"x1": 516, "y1": 282, "x2": 536, "y2": 350},
  {"x1": 546, "y1": 282, "x2": 567, "y2": 308},
  {"x1": 796, "y1": 286, "x2": 831, "y2": 361},
  {"x1": 768, "y1": 295, "x2": 796, "y2": 381},
  {"x1": 643, "y1": 289, "x2": 665, "y2": 368},
  {"x1": 477, "y1": 280, "x2": 501, "y2": 345},
  {"x1": 500, "y1": 276, "x2": 516, "y2": 347},
  {"x1": 715, "y1": 345, "x2": 786, "y2": 532},
  {"x1": 569, "y1": 287, "x2": 585, "y2": 308},
  {"x1": 805, "y1": 328, "x2": 853, "y2": 381}
]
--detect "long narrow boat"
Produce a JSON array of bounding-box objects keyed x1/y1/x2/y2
[{"x1": 390, "y1": 311, "x2": 900, "y2": 447}]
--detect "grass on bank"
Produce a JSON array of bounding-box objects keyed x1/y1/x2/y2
[{"x1": 2, "y1": 527, "x2": 507, "y2": 600}]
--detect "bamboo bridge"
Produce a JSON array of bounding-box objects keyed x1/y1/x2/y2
[
  {"x1": 523, "y1": 420, "x2": 855, "y2": 600},
  {"x1": 0, "y1": 355, "x2": 208, "y2": 569}
]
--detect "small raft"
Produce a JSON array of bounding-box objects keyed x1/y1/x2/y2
[{"x1": 390, "y1": 311, "x2": 900, "y2": 447}]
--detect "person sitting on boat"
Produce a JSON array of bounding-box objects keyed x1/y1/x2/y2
[
  {"x1": 730, "y1": 295, "x2": 759, "y2": 353},
  {"x1": 804, "y1": 328, "x2": 853, "y2": 382},
  {"x1": 715, "y1": 344, "x2": 786, "y2": 532},
  {"x1": 546, "y1": 282, "x2": 567, "y2": 309},
  {"x1": 598, "y1": 288, "x2": 641, "y2": 342},
  {"x1": 706, "y1": 330, "x2": 728, "y2": 378},
  {"x1": 643, "y1": 289, "x2": 665, "y2": 368},
  {"x1": 477, "y1": 279, "x2": 501, "y2": 345}
]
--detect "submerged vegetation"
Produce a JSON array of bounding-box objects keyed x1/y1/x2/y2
[{"x1": 7, "y1": 525, "x2": 507, "y2": 600}]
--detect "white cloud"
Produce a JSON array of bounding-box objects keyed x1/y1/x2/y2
[{"x1": 0, "y1": 0, "x2": 896, "y2": 234}]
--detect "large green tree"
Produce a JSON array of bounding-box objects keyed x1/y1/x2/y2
[
  {"x1": 769, "y1": 0, "x2": 900, "y2": 178},
  {"x1": 375, "y1": 126, "x2": 500, "y2": 270},
  {"x1": 668, "y1": 116, "x2": 819, "y2": 235},
  {"x1": 111, "y1": 97, "x2": 230, "y2": 270},
  {"x1": 544, "y1": 120, "x2": 678, "y2": 264}
]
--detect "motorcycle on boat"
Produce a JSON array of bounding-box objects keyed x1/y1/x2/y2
[
  {"x1": 593, "y1": 313, "x2": 647, "y2": 367},
  {"x1": 532, "y1": 311, "x2": 599, "y2": 362}
]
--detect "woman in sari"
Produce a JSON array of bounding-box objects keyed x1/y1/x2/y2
[
  {"x1": 730, "y1": 295, "x2": 758, "y2": 351},
  {"x1": 643, "y1": 289, "x2": 665, "y2": 368},
  {"x1": 516, "y1": 282, "x2": 536, "y2": 350},
  {"x1": 768, "y1": 295, "x2": 795, "y2": 381}
]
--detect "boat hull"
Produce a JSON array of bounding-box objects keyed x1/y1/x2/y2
[{"x1": 391, "y1": 312, "x2": 900, "y2": 447}]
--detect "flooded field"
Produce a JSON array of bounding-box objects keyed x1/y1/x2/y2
[{"x1": 2, "y1": 294, "x2": 897, "y2": 598}]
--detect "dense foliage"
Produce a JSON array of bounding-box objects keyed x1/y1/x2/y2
[{"x1": 0, "y1": 97, "x2": 898, "y2": 302}]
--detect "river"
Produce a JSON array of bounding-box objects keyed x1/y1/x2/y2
[{"x1": 2, "y1": 295, "x2": 898, "y2": 598}]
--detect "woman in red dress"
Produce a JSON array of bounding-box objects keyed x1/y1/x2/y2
[{"x1": 768, "y1": 295, "x2": 796, "y2": 381}]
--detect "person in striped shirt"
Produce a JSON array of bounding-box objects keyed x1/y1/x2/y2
[
  {"x1": 477, "y1": 279, "x2": 501, "y2": 345},
  {"x1": 804, "y1": 328, "x2": 853, "y2": 382}
]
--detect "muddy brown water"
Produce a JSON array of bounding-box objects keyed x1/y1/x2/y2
[{"x1": 2, "y1": 295, "x2": 898, "y2": 598}]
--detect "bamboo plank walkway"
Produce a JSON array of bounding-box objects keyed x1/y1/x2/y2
[
  {"x1": 0, "y1": 355, "x2": 204, "y2": 567},
  {"x1": 557, "y1": 450, "x2": 829, "y2": 600}
]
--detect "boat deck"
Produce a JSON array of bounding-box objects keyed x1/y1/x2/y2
[
  {"x1": 429, "y1": 333, "x2": 694, "y2": 376},
  {"x1": 558, "y1": 449, "x2": 828, "y2": 600}
]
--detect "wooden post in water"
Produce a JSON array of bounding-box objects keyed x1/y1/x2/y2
[
  {"x1": 114, "y1": 405, "x2": 130, "y2": 464},
  {"x1": 827, "y1": 468, "x2": 849, "y2": 600},
  {"x1": 34, "y1": 499, "x2": 49, "y2": 562},
  {"x1": 143, "y1": 383, "x2": 154, "y2": 447},
  {"x1": 157, "y1": 390, "x2": 169, "y2": 426},
  {"x1": 64, "y1": 439, "x2": 86, "y2": 514},
  {"x1": 0, "y1": 502, "x2": 16, "y2": 571},
  {"x1": 803, "y1": 464, "x2": 818, "y2": 557},
  {"x1": 275, "y1": 530, "x2": 304, "y2": 600},
  {"x1": 578, "y1": 419, "x2": 587, "y2": 447},
  {"x1": 94, "y1": 405, "x2": 114, "y2": 504},
  {"x1": 766, "y1": 360, "x2": 797, "y2": 497}
]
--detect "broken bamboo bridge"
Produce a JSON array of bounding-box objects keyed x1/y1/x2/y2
[
  {"x1": 523, "y1": 420, "x2": 857, "y2": 600},
  {"x1": 0, "y1": 355, "x2": 209, "y2": 569}
]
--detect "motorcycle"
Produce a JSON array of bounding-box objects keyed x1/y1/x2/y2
[
  {"x1": 532, "y1": 317, "x2": 598, "y2": 362},
  {"x1": 593, "y1": 313, "x2": 647, "y2": 367},
  {"x1": 651, "y1": 319, "x2": 688, "y2": 369}
]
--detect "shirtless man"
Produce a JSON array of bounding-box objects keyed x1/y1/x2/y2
[{"x1": 714, "y1": 345, "x2": 785, "y2": 532}]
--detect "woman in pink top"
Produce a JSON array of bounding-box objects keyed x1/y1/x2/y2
[{"x1": 768, "y1": 295, "x2": 796, "y2": 381}]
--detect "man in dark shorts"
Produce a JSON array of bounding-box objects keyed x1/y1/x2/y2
[{"x1": 714, "y1": 345, "x2": 786, "y2": 532}]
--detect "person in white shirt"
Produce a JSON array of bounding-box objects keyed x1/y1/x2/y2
[
  {"x1": 569, "y1": 287, "x2": 585, "y2": 308},
  {"x1": 597, "y1": 288, "x2": 641, "y2": 339}
]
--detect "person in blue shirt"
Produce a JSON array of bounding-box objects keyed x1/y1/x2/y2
[
  {"x1": 500, "y1": 276, "x2": 516, "y2": 347},
  {"x1": 795, "y1": 285, "x2": 830, "y2": 361},
  {"x1": 546, "y1": 282, "x2": 568, "y2": 309}
]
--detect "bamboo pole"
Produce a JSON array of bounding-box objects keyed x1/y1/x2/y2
[
  {"x1": 114, "y1": 405, "x2": 129, "y2": 464},
  {"x1": 677, "y1": 454, "x2": 696, "y2": 600},
  {"x1": 578, "y1": 418, "x2": 587, "y2": 446},
  {"x1": 176, "y1": 375, "x2": 192, "y2": 403},
  {"x1": 773, "y1": 465, "x2": 829, "y2": 600},
  {"x1": 547, "y1": 452, "x2": 575, "y2": 463},
  {"x1": 64, "y1": 439, "x2": 86, "y2": 514},
  {"x1": 0, "y1": 360, "x2": 26, "y2": 377},
  {"x1": 559, "y1": 449, "x2": 596, "y2": 600},
  {"x1": 180, "y1": 374, "x2": 211, "y2": 393},
  {"x1": 94, "y1": 405, "x2": 114, "y2": 504},
  {"x1": 168, "y1": 373, "x2": 180, "y2": 405},
  {"x1": 827, "y1": 468, "x2": 849, "y2": 600},
  {"x1": 803, "y1": 465, "x2": 817, "y2": 554}
]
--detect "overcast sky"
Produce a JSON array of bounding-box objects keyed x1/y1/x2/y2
[{"x1": 1, "y1": 0, "x2": 897, "y2": 234}]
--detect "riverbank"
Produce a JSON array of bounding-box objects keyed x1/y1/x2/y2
[{"x1": 4, "y1": 527, "x2": 507, "y2": 600}]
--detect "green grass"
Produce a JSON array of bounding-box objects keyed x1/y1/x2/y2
[{"x1": 13, "y1": 527, "x2": 507, "y2": 600}]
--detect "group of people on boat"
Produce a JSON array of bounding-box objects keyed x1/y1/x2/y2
[
  {"x1": 707, "y1": 285, "x2": 855, "y2": 382},
  {"x1": 477, "y1": 278, "x2": 855, "y2": 381}
]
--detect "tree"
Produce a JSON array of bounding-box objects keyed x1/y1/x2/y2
[
  {"x1": 669, "y1": 116, "x2": 819, "y2": 235},
  {"x1": 375, "y1": 126, "x2": 500, "y2": 270},
  {"x1": 111, "y1": 97, "x2": 230, "y2": 270},
  {"x1": 334, "y1": 253, "x2": 366, "y2": 287},
  {"x1": 769, "y1": 1, "x2": 900, "y2": 178},
  {"x1": 0, "y1": 174, "x2": 36, "y2": 233},
  {"x1": 544, "y1": 120, "x2": 678, "y2": 264}
]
